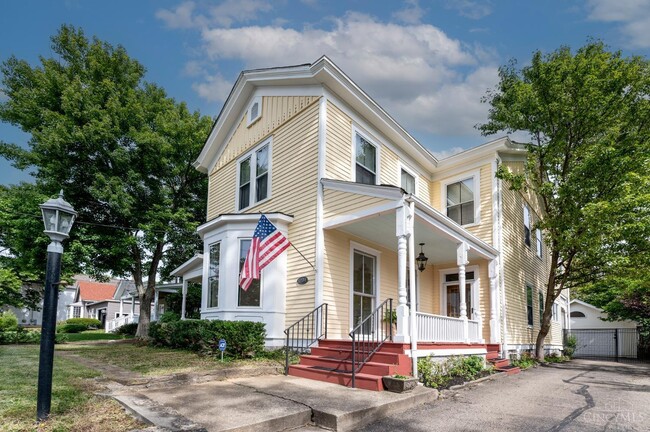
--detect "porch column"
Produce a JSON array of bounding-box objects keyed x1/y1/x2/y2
[
  {"x1": 394, "y1": 204, "x2": 410, "y2": 343},
  {"x1": 131, "y1": 296, "x2": 135, "y2": 316},
  {"x1": 489, "y1": 259, "x2": 500, "y2": 344},
  {"x1": 457, "y1": 242, "x2": 469, "y2": 343},
  {"x1": 407, "y1": 200, "x2": 418, "y2": 378},
  {"x1": 153, "y1": 290, "x2": 159, "y2": 321},
  {"x1": 181, "y1": 279, "x2": 188, "y2": 320},
  {"x1": 119, "y1": 298, "x2": 124, "y2": 317}
]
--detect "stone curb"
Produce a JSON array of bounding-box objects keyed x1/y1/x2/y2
[{"x1": 448, "y1": 371, "x2": 507, "y2": 391}]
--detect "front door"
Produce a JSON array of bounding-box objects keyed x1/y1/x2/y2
[
  {"x1": 352, "y1": 250, "x2": 376, "y2": 331},
  {"x1": 446, "y1": 283, "x2": 472, "y2": 318}
]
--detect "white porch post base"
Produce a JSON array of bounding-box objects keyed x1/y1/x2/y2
[
  {"x1": 457, "y1": 243, "x2": 469, "y2": 343},
  {"x1": 394, "y1": 304, "x2": 410, "y2": 343}
]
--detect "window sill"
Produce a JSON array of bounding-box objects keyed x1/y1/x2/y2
[
  {"x1": 237, "y1": 195, "x2": 272, "y2": 213},
  {"x1": 247, "y1": 115, "x2": 261, "y2": 128},
  {"x1": 236, "y1": 306, "x2": 263, "y2": 310}
]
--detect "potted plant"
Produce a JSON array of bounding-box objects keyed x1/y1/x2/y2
[{"x1": 382, "y1": 374, "x2": 419, "y2": 393}]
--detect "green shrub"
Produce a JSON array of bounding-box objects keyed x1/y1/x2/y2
[
  {"x1": 159, "y1": 311, "x2": 181, "y2": 323},
  {"x1": 564, "y1": 334, "x2": 577, "y2": 358},
  {"x1": 115, "y1": 323, "x2": 138, "y2": 336},
  {"x1": 418, "y1": 355, "x2": 487, "y2": 389},
  {"x1": 0, "y1": 326, "x2": 68, "y2": 344},
  {"x1": 65, "y1": 318, "x2": 101, "y2": 329},
  {"x1": 149, "y1": 319, "x2": 266, "y2": 359},
  {"x1": 0, "y1": 311, "x2": 19, "y2": 332},
  {"x1": 57, "y1": 323, "x2": 88, "y2": 334},
  {"x1": 545, "y1": 353, "x2": 569, "y2": 363},
  {"x1": 511, "y1": 351, "x2": 537, "y2": 369}
]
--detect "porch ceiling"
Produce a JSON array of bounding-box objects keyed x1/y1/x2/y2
[{"x1": 336, "y1": 212, "x2": 486, "y2": 265}]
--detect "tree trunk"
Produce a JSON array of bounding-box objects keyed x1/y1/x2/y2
[
  {"x1": 535, "y1": 304, "x2": 555, "y2": 361},
  {"x1": 135, "y1": 287, "x2": 154, "y2": 339}
]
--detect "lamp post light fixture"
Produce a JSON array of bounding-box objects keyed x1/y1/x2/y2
[
  {"x1": 416, "y1": 243, "x2": 428, "y2": 272},
  {"x1": 37, "y1": 190, "x2": 76, "y2": 421}
]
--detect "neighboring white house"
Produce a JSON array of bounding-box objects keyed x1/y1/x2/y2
[
  {"x1": 8, "y1": 285, "x2": 76, "y2": 326},
  {"x1": 569, "y1": 299, "x2": 639, "y2": 359},
  {"x1": 570, "y1": 300, "x2": 638, "y2": 329}
]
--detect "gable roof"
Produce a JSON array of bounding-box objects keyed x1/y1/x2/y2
[
  {"x1": 570, "y1": 299, "x2": 604, "y2": 312},
  {"x1": 77, "y1": 280, "x2": 117, "y2": 302},
  {"x1": 194, "y1": 55, "x2": 439, "y2": 175}
]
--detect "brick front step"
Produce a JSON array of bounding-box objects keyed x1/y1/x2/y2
[
  {"x1": 495, "y1": 365, "x2": 521, "y2": 375},
  {"x1": 287, "y1": 364, "x2": 385, "y2": 391},
  {"x1": 489, "y1": 358, "x2": 511, "y2": 369}
]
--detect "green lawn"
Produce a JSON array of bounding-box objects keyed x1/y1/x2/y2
[
  {"x1": 58, "y1": 342, "x2": 285, "y2": 376},
  {"x1": 0, "y1": 345, "x2": 142, "y2": 432}
]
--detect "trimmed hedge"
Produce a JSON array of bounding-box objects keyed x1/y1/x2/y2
[
  {"x1": 115, "y1": 323, "x2": 138, "y2": 336},
  {"x1": 0, "y1": 311, "x2": 19, "y2": 332},
  {"x1": 149, "y1": 319, "x2": 266, "y2": 359},
  {"x1": 65, "y1": 318, "x2": 102, "y2": 329},
  {"x1": 0, "y1": 328, "x2": 68, "y2": 344},
  {"x1": 57, "y1": 323, "x2": 88, "y2": 334}
]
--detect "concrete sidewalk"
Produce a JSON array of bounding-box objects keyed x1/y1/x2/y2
[{"x1": 112, "y1": 375, "x2": 438, "y2": 432}]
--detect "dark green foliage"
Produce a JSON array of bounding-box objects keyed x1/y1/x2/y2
[
  {"x1": 57, "y1": 323, "x2": 88, "y2": 334},
  {"x1": 65, "y1": 318, "x2": 101, "y2": 329},
  {"x1": 511, "y1": 352, "x2": 538, "y2": 369},
  {"x1": 418, "y1": 355, "x2": 488, "y2": 389},
  {"x1": 149, "y1": 319, "x2": 266, "y2": 359},
  {"x1": 158, "y1": 311, "x2": 180, "y2": 323},
  {"x1": 164, "y1": 283, "x2": 201, "y2": 319},
  {"x1": 0, "y1": 327, "x2": 67, "y2": 344},
  {"x1": 114, "y1": 323, "x2": 138, "y2": 336}
]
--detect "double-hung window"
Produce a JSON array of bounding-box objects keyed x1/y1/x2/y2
[
  {"x1": 238, "y1": 141, "x2": 270, "y2": 211},
  {"x1": 526, "y1": 285, "x2": 533, "y2": 327},
  {"x1": 446, "y1": 178, "x2": 474, "y2": 225},
  {"x1": 355, "y1": 133, "x2": 377, "y2": 185},
  {"x1": 238, "y1": 239, "x2": 261, "y2": 307},
  {"x1": 523, "y1": 205, "x2": 531, "y2": 247},
  {"x1": 552, "y1": 303, "x2": 558, "y2": 322},
  {"x1": 208, "y1": 242, "x2": 220, "y2": 308},
  {"x1": 536, "y1": 227, "x2": 543, "y2": 258},
  {"x1": 401, "y1": 169, "x2": 416, "y2": 194}
]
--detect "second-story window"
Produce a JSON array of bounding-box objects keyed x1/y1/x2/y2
[
  {"x1": 446, "y1": 178, "x2": 474, "y2": 225},
  {"x1": 238, "y1": 140, "x2": 271, "y2": 211},
  {"x1": 536, "y1": 227, "x2": 543, "y2": 258},
  {"x1": 355, "y1": 134, "x2": 377, "y2": 185},
  {"x1": 523, "y1": 204, "x2": 531, "y2": 246},
  {"x1": 401, "y1": 169, "x2": 415, "y2": 194}
]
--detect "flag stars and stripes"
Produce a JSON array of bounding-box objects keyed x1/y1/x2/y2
[{"x1": 240, "y1": 215, "x2": 291, "y2": 291}]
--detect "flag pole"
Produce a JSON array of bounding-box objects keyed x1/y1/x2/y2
[{"x1": 290, "y1": 243, "x2": 316, "y2": 270}]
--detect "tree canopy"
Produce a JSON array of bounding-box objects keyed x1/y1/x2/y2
[
  {"x1": 480, "y1": 41, "x2": 650, "y2": 359},
  {"x1": 0, "y1": 25, "x2": 213, "y2": 336}
]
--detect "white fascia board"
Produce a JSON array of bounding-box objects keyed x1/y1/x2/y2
[
  {"x1": 321, "y1": 178, "x2": 404, "y2": 200},
  {"x1": 170, "y1": 254, "x2": 204, "y2": 277},
  {"x1": 434, "y1": 137, "x2": 522, "y2": 178},
  {"x1": 197, "y1": 212, "x2": 294, "y2": 239},
  {"x1": 411, "y1": 196, "x2": 498, "y2": 259},
  {"x1": 569, "y1": 299, "x2": 604, "y2": 311}
]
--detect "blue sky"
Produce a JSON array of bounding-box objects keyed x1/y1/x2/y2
[{"x1": 2, "y1": 0, "x2": 649, "y2": 185}]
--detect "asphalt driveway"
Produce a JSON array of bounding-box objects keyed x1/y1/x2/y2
[{"x1": 360, "y1": 359, "x2": 650, "y2": 432}]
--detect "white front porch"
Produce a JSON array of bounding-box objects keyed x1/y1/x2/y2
[{"x1": 322, "y1": 179, "x2": 502, "y2": 353}]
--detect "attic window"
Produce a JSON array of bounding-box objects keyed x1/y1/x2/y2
[
  {"x1": 570, "y1": 311, "x2": 586, "y2": 318},
  {"x1": 247, "y1": 97, "x2": 262, "y2": 126}
]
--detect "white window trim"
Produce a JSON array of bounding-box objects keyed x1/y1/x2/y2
[
  {"x1": 552, "y1": 302, "x2": 559, "y2": 322},
  {"x1": 205, "y1": 241, "x2": 221, "y2": 310},
  {"x1": 247, "y1": 96, "x2": 262, "y2": 127},
  {"x1": 235, "y1": 137, "x2": 273, "y2": 212},
  {"x1": 349, "y1": 241, "x2": 381, "y2": 331},
  {"x1": 237, "y1": 237, "x2": 264, "y2": 310},
  {"x1": 398, "y1": 161, "x2": 418, "y2": 196},
  {"x1": 438, "y1": 265, "x2": 479, "y2": 319},
  {"x1": 535, "y1": 227, "x2": 543, "y2": 258},
  {"x1": 351, "y1": 125, "x2": 381, "y2": 185},
  {"x1": 523, "y1": 203, "x2": 531, "y2": 248},
  {"x1": 440, "y1": 169, "x2": 481, "y2": 228}
]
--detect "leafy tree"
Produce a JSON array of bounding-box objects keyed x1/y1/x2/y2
[
  {"x1": 165, "y1": 283, "x2": 202, "y2": 319},
  {"x1": 480, "y1": 42, "x2": 650, "y2": 360},
  {"x1": 0, "y1": 26, "x2": 212, "y2": 337}
]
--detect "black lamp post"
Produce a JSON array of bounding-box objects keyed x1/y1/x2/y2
[
  {"x1": 416, "y1": 243, "x2": 428, "y2": 272},
  {"x1": 37, "y1": 191, "x2": 76, "y2": 421}
]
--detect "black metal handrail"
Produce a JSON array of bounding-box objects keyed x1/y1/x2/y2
[
  {"x1": 284, "y1": 303, "x2": 328, "y2": 374},
  {"x1": 349, "y1": 298, "x2": 393, "y2": 388}
]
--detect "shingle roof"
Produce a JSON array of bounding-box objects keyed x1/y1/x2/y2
[{"x1": 77, "y1": 280, "x2": 117, "y2": 301}]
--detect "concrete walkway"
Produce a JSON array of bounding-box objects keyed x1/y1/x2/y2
[{"x1": 58, "y1": 346, "x2": 437, "y2": 431}]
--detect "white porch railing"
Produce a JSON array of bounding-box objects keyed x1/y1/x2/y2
[
  {"x1": 106, "y1": 314, "x2": 139, "y2": 333},
  {"x1": 415, "y1": 312, "x2": 481, "y2": 343}
]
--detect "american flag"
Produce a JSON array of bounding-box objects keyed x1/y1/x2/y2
[{"x1": 240, "y1": 215, "x2": 291, "y2": 291}]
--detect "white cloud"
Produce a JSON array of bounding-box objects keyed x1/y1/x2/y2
[
  {"x1": 196, "y1": 12, "x2": 496, "y2": 135},
  {"x1": 586, "y1": 0, "x2": 650, "y2": 48},
  {"x1": 446, "y1": 0, "x2": 493, "y2": 20},
  {"x1": 192, "y1": 73, "x2": 233, "y2": 102},
  {"x1": 393, "y1": 0, "x2": 425, "y2": 24},
  {"x1": 0, "y1": 89, "x2": 7, "y2": 103},
  {"x1": 156, "y1": 1, "x2": 198, "y2": 29}
]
